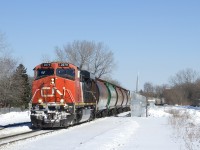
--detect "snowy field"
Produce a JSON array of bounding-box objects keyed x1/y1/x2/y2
[{"x1": 0, "y1": 106, "x2": 200, "y2": 150}]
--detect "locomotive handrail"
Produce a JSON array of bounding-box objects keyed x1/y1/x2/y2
[
  {"x1": 30, "y1": 89, "x2": 40, "y2": 102},
  {"x1": 66, "y1": 89, "x2": 75, "y2": 103}
]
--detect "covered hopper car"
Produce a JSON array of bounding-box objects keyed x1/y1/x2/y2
[{"x1": 30, "y1": 62, "x2": 130, "y2": 128}]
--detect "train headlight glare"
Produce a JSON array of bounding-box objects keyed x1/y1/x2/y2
[
  {"x1": 60, "y1": 99, "x2": 65, "y2": 104},
  {"x1": 38, "y1": 99, "x2": 43, "y2": 104},
  {"x1": 51, "y1": 78, "x2": 55, "y2": 84}
]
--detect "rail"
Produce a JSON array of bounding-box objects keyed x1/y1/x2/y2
[{"x1": 0, "y1": 129, "x2": 55, "y2": 147}]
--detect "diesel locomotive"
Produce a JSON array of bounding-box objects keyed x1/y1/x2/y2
[{"x1": 30, "y1": 62, "x2": 130, "y2": 128}]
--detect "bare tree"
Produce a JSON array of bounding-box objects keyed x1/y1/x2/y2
[
  {"x1": 0, "y1": 56, "x2": 16, "y2": 77},
  {"x1": 143, "y1": 82, "x2": 154, "y2": 97},
  {"x1": 140, "y1": 69, "x2": 200, "y2": 105},
  {"x1": 55, "y1": 41, "x2": 95, "y2": 69},
  {"x1": 55, "y1": 46, "x2": 68, "y2": 62},
  {"x1": 90, "y1": 43, "x2": 114, "y2": 78},
  {"x1": 0, "y1": 32, "x2": 17, "y2": 107},
  {"x1": 55, "y1": 40, "x2": 115, "y2": 78},
  {"x1": 154, "y1": 84, "x2": 168, "y2": 98},
  {"x1": 102, "y1": 76, "x2": 121, "y2": 86},
  {"x1": 164, "y1": 68, "x2": 200, "y2": 105},
  {"x1": 41, "y1": 54, "x2": 51, "y2": 63},
  {"x1": 144, "y1": 82, "x2": 154, "y2": 93},
  {"x1": 192, "y1": 79, "x2": 200, "y2": 99},
  {"x1": 0, "y1": 32, "x2": 16, "y2": 77},
  {"x1": 170, "y1": 68, "x2": 198, "y2": 86}
]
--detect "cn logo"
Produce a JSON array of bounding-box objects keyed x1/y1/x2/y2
[{"x1": 41, "y1": 87, "x2": 55, "y2": 97}]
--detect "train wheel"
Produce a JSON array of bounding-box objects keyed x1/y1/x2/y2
[
  {"x1": 101, "y1": 111, "x2": 105, "y2": 117},
  {"x1": 113, "y1": 109, "x2": 117, "y2": 116},
  {"x1": 101, "y1": 110, "x2": 107, "y2": 117},
  {"x1": 110, "y1": 109, "x2": 114, "y2": 116},
  {"x1": 89, "y1": 110, "x2": 95, "y2": 121}
]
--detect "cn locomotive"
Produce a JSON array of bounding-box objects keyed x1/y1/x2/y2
[{"x1": 30, "y1": 62, "x2": 130, "y2": 128}]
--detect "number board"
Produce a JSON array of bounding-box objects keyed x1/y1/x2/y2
[
  {"x1": 59, "y1": 63, "x2": 69, "y2": 67},
  {"x1": 42, "y1": 63, "x2": 51, "y2": 67}
]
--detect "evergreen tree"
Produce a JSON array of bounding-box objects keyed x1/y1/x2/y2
[{"x1": 11, "y1": 64, "x2": 31, "y2": 108}]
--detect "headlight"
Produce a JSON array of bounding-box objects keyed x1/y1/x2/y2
[
  {"x1": 60, "y1": 99, "x2": 65, "y2": 104},
  {"x1": 38, "y1": 98, "x2": 43, "y2": 104},
  {"x1": 51, "y1": 78, "x2": 55, "y2": 84}
]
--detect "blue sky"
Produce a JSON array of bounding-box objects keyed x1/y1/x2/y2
[{"x1": 0, "y1": 0, "x2": 200, "y2": 91}]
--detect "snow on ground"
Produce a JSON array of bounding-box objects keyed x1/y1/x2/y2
[
  {"x1": 0, "y1": 111, "x2": 31, "y2": 137},
  {"x1": 0, "y1": 111, "x2": 30, "y2": 126},
  {"x1": 147, "y1": 106, "x2": 171, "y2": 117},
  {"x1": 118, "y1": 117, "x2": 179, "y2": 150},
  {"x1": 166, "y1": 105, "x2": 200, "y2": 124},
  {"x1": 1, "y1": 106, "x2": 199, "y2": 150},
  {"x1": 177, "y1": 106, "x2": 200, "y2": 124},
  {"x1": 166, "y1": 105, "x2": 200, "y2": 149}
]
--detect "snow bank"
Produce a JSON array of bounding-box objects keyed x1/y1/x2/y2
[
  {"x1": 148, "y1": 106, "x2": 171, "y2": 117},
  {"x1": 168, "y1": 105, "x2": 200, "y2": 124},
  {"x1": 0, "y1": 111, "x2": 30, "y2": 126}
]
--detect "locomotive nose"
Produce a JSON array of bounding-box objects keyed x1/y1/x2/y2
[{"x1": 36, "y1": 77, "x2": 56, "y2": 103}]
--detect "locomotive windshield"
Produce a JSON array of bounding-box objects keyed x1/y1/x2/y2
[
  {"x1": 56, "y1": 68, "x2": 75, "y2": 80},
  {"x1": 36, "y1": 68, "x2": 54, "y2": 79}
]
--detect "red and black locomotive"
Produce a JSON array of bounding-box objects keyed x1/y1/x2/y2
[{"x1": 30, "y1": 62, "x2": 130, "y2": 128}]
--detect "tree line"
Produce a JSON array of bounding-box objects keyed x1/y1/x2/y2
[{"x1": 141, "y1": 68, "x2": 200, "y2": 105}]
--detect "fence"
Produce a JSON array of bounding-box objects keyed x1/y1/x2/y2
[{"x1": 0, "y1": 107, "x2": 22, "y2": 115}]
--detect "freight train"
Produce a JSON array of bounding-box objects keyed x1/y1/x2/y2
[{"x1": 30, "y1": 62, "x2": 130, "y2": 128}]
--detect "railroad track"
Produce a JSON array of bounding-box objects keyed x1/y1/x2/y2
[
  {"x1": 0, "y1": 122, "x2": 31, "y2": 130},
  {"x1": 0, "y1": 121, "x2": 84, "y2": 147},
  {"x1": 0, "y1": 127, "x2": 4, "y2": 130},
  {"x1": 0, "y1": 129, "x2": 56, "y2": 147}
]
